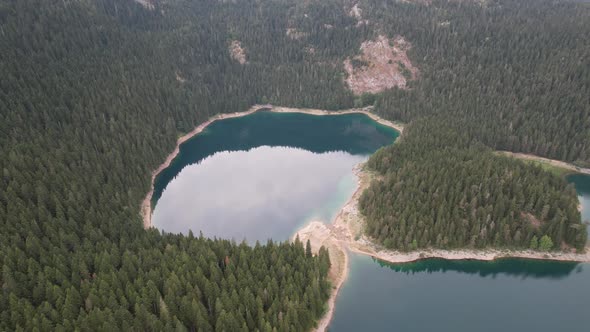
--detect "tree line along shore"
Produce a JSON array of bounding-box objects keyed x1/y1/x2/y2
[{"x1": 2, "y1": 0, "x2": 590, "y2": 330}]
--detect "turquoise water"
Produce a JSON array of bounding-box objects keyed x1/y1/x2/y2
[
  {"x1": 568, "y1": 173, "x2": 590, "y2": 235},
  {"x1": 152, "y1": 111, "x2": 399, "y2": 243},
  {"x1": 329, "y1": 174, "x2": 590, "y2": 331}
]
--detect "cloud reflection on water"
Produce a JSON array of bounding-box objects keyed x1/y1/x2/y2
[{"x1": 152, "y1": 146, "x2": 366, "y2": 243}]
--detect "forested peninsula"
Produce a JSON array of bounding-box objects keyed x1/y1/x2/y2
[
  {"x1": 361, "y1": 118, "x2": 588, "y2": 252},
  {"x1": 1, "y1": 0, "x2": 590, "y2": 330}
]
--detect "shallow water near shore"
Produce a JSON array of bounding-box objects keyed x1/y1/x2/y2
[
  {"x1": 151, "y1": 111, "x2": 399, "y2": 243},
  {"x1": 329, "y1": 174, "x2": 590, "y2": 331},
  {"x1": 568, "y1": 173, "x2": 590, "y2": 235}
]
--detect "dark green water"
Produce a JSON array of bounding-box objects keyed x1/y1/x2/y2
[
  {"x1": 152, "y1": 111, "x2": 399, "y2": 243},
  {"x1": 330, "y1": 255, "x2": 589, "y2": 332},
  {"x1": 330, "y1": 174, "x2": 590, "y2": 332}
]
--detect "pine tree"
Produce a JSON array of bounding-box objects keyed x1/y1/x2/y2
[
  {"x1": 530, "y1": 236, "x2": 538, "y2": 250},
  {"x1": 539, "y1": 235, "x2": 554, "y2": 251}
]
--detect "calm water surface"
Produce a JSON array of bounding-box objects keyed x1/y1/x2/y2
[
  {"x1": 152, "y1": 111, "x2": 399, "y2": 243},
  {"x1": 330, "y1": 174, "x2": 590, "y2": 332},
  {"x1": 568, "y1": 173, "x2": 590, "y2": 235}
]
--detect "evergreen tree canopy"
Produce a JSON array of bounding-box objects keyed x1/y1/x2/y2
[
  {"x1": 1, "y1": 0, "x2": 589, "y2": 329},
  {"x1": 361, "y1": 118, "x2": 587, "y2": 251}
]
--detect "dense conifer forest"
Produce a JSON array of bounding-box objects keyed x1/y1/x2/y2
[
  {"x1": 361, "y1": 118, "x2": 587, "y2": 251},
  {"x1": 370, "y1": 0, "x2": 590, "y2": 165},
  {"x1": 1, "y1": 0, "x2": 338, "y2": 329},
  {"x1": 1, "y1": 0, "x2": 589, "y2": 329}
]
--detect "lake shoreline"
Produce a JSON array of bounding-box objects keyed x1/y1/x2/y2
[
  {"x1": 141, "y1": 105, "x2": 261, "y2": 228},
  {"x1": 351, "y1": 245, "x2": 590, "y2": 264},
  {"x1": 141, "y1": 104, "x2": 404, "y2": 229},
  {"x1": 294, "y1": 163, "x2": 589, "y2": 331},
  {"x1": 292, "y1": 221, "x2": 348, "y2": 332}
]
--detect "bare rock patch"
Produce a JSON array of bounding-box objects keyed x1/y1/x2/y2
[
  {"x1": 348, "y1": 3, "x2": 369, "y2": 26},
  {"x1": 134, "y1": 0, "x2": 155, "y2": 10},
  {"x1": 229, "y1": 40, "x2": 247, "y2": 65},
  {"x1": 349, "y1": 3, "x2": 362, "y2": 20},
  {"x1": 343, "y1": 35, "x2": 418, "y2": 95}
]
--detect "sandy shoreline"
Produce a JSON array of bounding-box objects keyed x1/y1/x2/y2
[
  {"x1": 270, "y1": 106, "x2": 405, "y2": 133},
  {"x1": 292, "y1": 222, "x2": 348, "y2": 332},
  {"x1": 141, "y1": 104, "x2": 403, "y2": 229}
]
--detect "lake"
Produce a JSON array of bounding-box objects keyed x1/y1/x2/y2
[{"x1": 151, "y1": 110, "x2": 399, "y2": 243}]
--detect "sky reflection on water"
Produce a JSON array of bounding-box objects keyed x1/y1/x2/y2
[{"x1": 152, "y1": 146, "x2": 365, "y2": 243}]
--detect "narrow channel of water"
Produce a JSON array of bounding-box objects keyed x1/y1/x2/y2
[
  {"x1": 568, "y1": 173, "x2": 590, "y2": 236},
  {"x1": 151, "y1": 111, "x2": 399, "y2": 243}
]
